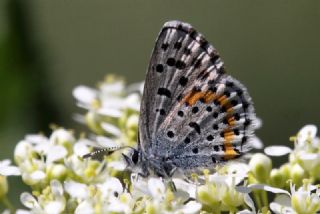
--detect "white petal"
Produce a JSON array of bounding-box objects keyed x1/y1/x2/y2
[
  {"x1": 30, "y1": 171, "x2": 46, "y2": 180},
  {"x1": 73, "y1": 141, "x2": 91, "y2": 157},
  {"x1": 100, "y1": 123, "x2": 121, "y2": 137},
  {"x1": 299, "y1": 152, "x2": 319, "y2": 160},
  {"x1": 264, "y1": 146, "x2": 292, "y2": 156},
  {"x1": 51, "y1": 180, "x2": 64, "y2": 197},
  {"x1": 20, "y1": 192, "x2": 39, "y2": 209},
  {"x1": 100, "y1": 81, "x2": 124, "y2": 94},
  {"x1": 73, "y1": 86, "x2": 97, "y2": 105},
  {"x1": 44, "y1": 201, "x2": 65, "y2": 214},
  {"x1": 34, "y1": 141, "x2": 51, "y2": 154},
  {"x1": 108, "y1": 198, "x2": 127, "y2": 212},
  {"x1": 108, "y1": 161, "x2": 126, "y2": 171},
  {"x1": 130, "y1": 174, "x2": 149, "y2": 196},
  {"x1": 0, "y1": 159, "x2": 11, "y2": 167},
  {"x1": 64, "y1": 181, "x2": 88, "y2": 199},
  {"x1": 225, "y1": 163, "x2": 250, "y2": 185},
  {"x1": 100, "y1": 177, "x2": 123, "y2": 197},
  {"x1": 50, "y1": 129, "x2": 75, "y2": 145},
  {"x1": 124, "y1": 94, "x2": 140, "y2": 111},
  {"x1": 77, "y1": 138, "x2": 98, "y2": 147},
  {"x1": 97, "y1": 108, "x2": 122, "y2": 118},
  {"x1": 25, "y1": 134, "x2": 48, "y2": 144},
  {"x1": 236, "y1": 209, "x2": 253, "y2": 214},
  {"x1": 16, "y1": 209, "x2": 31, "y2": 214},
  {"x1": 173, "y1": 178, "x2": 196, "y2": 198},
  {"x1": 96, "y1": 136, "x2": 119, "y2": 148},
  {"x1": 244, "y1": 194, "x2": 256, "y2": 213},
  {"x1": 270, "y1": 202, "x2": 293, "y2": 214},
  {"x1": 148, "y1": 178, "x2": 165, "y2": 198},
  {"x1": 298, "y1": 125, "x2": 317, "y2": 142},
  {"x1": 75, "y1": 201, "x2": 94, "y2": 214},
  {"x1": 46, "y1": 146, "x2": 67, "y2": 164},
  {"x1": 0, "y1": 166, "x2": 21, "y2": 176},
  {"x1": 181, "y1": 201, "x2": 202, "y2": 214},
  {"x1": 235, "y1": 186, "x2": 252, "y2": 194},
  {"x1": 14, "y1": 141, "x2": 33, "y2": 162},
  {"x1": 248, "y1": 184, "x2": 290, "y2": 196},
  {"x1": 127, "y1": 82, "x2": 144, "y2": 94}
]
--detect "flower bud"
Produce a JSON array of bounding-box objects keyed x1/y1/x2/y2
[
  {"x1": 269, "y1": 169, "x2": 286, "y2": 188},
  {"x1": 249, "y1": 153, "x2": 272, "y2": 183},
  {"x1": 46, "y1": 164, "x2": 68, "y2": 181},
  {"x1": 291, "y1": 164, "x2": 306, "y2": 186},
  {"x1": 50, "y1": 128, "x2": 75, "y2": 153},
  {"x1": 14, "y1": 141, "x2": 33, "y2": 164}
]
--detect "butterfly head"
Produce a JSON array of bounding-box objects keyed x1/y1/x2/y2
[{"x1": 122, "y1": 148, "x2": 140, "y2": 167}]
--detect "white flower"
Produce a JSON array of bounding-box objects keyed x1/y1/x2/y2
[
  {"x1": 73, "y1": 86, "x2": 98, "y2": 109},
  {"x1": 107, "y1": 192, "x2": 135, "y2": 213},
  {"x1": 74, "y1": 200, "x2": 94, "y2": 214},
  {"x1": 49, "y1": 128, "x2": 75, "y2": 148},
  {"x1": 269, "y1": 181, "x2": 320, "y2": 214},
  {"x1": 20, "y1": 180, "x2": 66, "y2": 214},
  {"x1": 99, "y1": 177, "x2": 123, "y2": 199},
  {"x1": 64, "y1": 180, "x2": 89, "y2": 200},
  {"x1": 290, "y1": 182, "x2": 320, "y2": 214},
  {"x1": 148, "y1": 177, "x2": 166, "y2": 200},
  {"x1": 297, "y1": 125, "x2": 317, "y2": 144},
  {"x1": 0, "y1": 159, "x2": 20, "y2": 176},
  {"x1": 64, "y1": 154, "x2": 109, "y2": 183}
]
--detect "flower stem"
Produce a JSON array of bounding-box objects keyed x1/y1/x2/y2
[
  {"x1": 261, "y1": 190, "x2": 269, "y2": 207},
  {"x1": 252, "y1": 190, "x2": 262, "y2": 210}
]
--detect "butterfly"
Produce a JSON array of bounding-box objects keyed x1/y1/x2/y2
[{"x1": 85, "y1": 20, "x2": 257, "y2": 178}]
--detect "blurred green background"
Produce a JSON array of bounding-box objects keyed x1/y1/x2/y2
[{"x1": 0, "y1": 0, "x2": 319, "y2": 207}]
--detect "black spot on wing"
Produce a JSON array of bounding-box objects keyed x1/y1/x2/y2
[
  {"x1": 155, "y1": 64, "x2": 164, "y2": 73},
  {"x1": 179, "y1": 76, "x2": 188, "y2": 86},
  {"x1": 157, "y1": 88, "x2": 171, "y2": 98},
  {"x1": 189, "y1": 122, "x2": 201, "y2": 134}
]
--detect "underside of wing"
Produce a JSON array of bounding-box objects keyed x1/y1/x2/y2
[
  {"x1": 139, "y1": 21, "x2": 226, "y2": 153},
  {"x1": 163, "y1": 75, "x2": 258, "y2": 169}
]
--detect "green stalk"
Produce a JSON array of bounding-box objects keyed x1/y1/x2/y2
[
  {"x1": 261, "y1": 189, "x2": 269, "y2": 207},
  {"x1": 252, "y1": 190, "x2": 262, "y2": 210}
]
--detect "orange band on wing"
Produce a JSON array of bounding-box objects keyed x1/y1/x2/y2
[
  {"x1": 184, "y1": 90, "x2": 216, "y2": 106},
  {"x1": 222, "y1": 130, "x2": 239, "y2": 160},
  {"x1": 204, "y1": 91, "x2": 216, "y2": 103},
  {"x1": 185, "y1": 91, "x2": 205, "y2": 106}
]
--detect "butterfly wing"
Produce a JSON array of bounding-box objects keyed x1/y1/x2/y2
[
  {"x1": 139, "y1": 21, "x2": 257, "y2": 169},
  {"x1": 139, "y1": 21, "x2": 224, "y2": 154}
]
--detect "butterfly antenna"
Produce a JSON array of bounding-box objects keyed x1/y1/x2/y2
[{"x1": 82, "y1": 146, "x2": 135, "y2": 160}]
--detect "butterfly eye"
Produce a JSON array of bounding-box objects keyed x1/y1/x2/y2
[{"x1": 131, "y1": 149, "x2": 139, "y2": 164}]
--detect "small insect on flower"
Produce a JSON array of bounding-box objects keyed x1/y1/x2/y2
[{"x1": 84, "y1": 20, "x2": 258, "y2": 178}]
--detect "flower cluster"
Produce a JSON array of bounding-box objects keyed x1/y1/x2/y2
[
  {"x1": 0, "y1": 75, "x2": 319, "y2": 214},
  {"x1": 73, "y1": 75, "x2": 142, "y2": 148}
]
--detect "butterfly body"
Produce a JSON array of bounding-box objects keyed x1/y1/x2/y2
[{"x1": 123, "y1": 20, "x2": 258, "y2": 178}]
